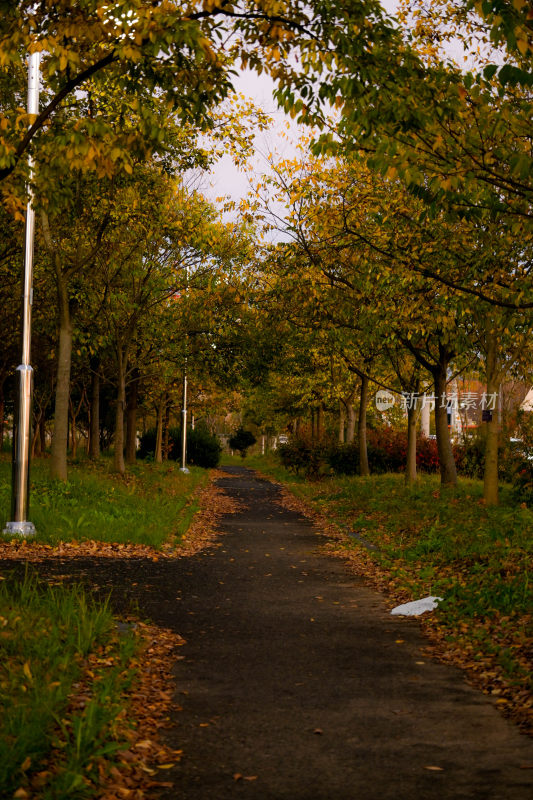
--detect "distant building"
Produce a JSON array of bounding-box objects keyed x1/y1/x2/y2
[{"x1": 521, "y1": 388, "x2": 533, "y2": 412}]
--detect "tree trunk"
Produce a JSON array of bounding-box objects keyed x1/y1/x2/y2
[
  {"x1": 310, "y1": 407, "x2": 316, "y2": 441},
  {"x1": 31, "y1": 414, "x2": 41, "y2": 458},
  {"x1": 433, "y1": 361, "x2": 458, "y2": 486},
  {"x1": 405, "y1": 403, "x2": 418, "y2": 484},
  {"x1": 50, "y1": 284, "x2": 73, "y2": 481},
  {"x1": 163, "y1": 398, "x2": 170, "y2": 461},
  {"x1": 338, "y1": 401, "x2": 346, "y2": 443},
  {"x1": 420, "y1": 401, "x2": 431, "y2": 437},
  {"x1": 483, "y1": 332, "x2": 500, "y2": 506},
  {"x1": 113, "y1": 348, "x2": 126, "y2": 474},
  {"x1": 358, "y1": 375, "x2": 370, "y2": 476},
  {"x1": 0, "y1": 381, "x2": 5, "y2": 452},
  {"x1": 155, "y1": 397, "x2": 164, "y2": 463},
  {"x1": 69, "y1": 399, "x2": 78, "y2": 459},
  {"x1": 89, "y1": 363, "x2": 100, "y2": 460},
  {"x1": 346, "y1": 403, "x2": 356, "y2": 444},
  {"x1": 125, "y1": 370, "x2": 139, "y2": 464},
  {"x1": 317, "y1": 404, "x2": 323, "y2": 441},
  {"x1": 40, "y1": 415, "x2": 46, "y2": 455}
]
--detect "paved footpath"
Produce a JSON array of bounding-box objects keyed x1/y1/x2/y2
[{"x1": 155, "y1": 467, "x2": 533, "y2": 800}]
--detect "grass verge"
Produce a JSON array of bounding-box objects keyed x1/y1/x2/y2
[
  {"x1": 0, "y1": 570, "x2": 138, "y2": 799},
  {"x1": 0, "y1": 456, "x2": 208, "y2": 548},
  {"x1": 0, "y1": 456, "x2": 212, "y2": 796},
  {"x1": 247, "y1": 454, "x2": 533, "y2": 734}
]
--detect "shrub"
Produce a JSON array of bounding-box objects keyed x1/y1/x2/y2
[
  {"x1": 138, "y1": 428, "x2": 157, "y2": 460},
  {"x1": 139, "y1": 426, "x2": 221, "y2": 469},
  {"x1": 327, "y1": 443, "x2": 359, "y2": 475},
  {"x1": 168, "y1": 426, "x2": 221, "y2": 469},
  {"x1": 416, "y1": 435, "x2": 440, "y2": 473},
  {"x1": 228, "y1": 427, "x2": 256, "y2": 458},
  {"x1": 453, "y1": 435, "x2": 485, "y2": 479},
  {"x1": 452, "y1": 433, "x2": 532, "y2": 490},
  {"x1": 279, "y1": 426, "x2": 532, "y2": 504},
  {"x1": 328, "y1": 431, "x2": 439, "y2": 476},
  {"x1": 366, "y1": 428, "x2": 407, "y2": 473},
  {"x1": 278, "y1": 436, "x2": 328, "y2": 480},
  {"x1": 511, "y1": 459, "x2": 533, "y2": 506}
]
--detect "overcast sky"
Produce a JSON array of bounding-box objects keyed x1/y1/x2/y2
[
  {"x1": 203, "y1": 1, "x2": 403, "y2": 209},
  {"x1": 203, "y1": 0, "x2": 478, "y2": 214}
]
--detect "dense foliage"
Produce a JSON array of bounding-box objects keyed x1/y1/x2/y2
[
  {"x1": 139, "y1": 426, "x2": 221, "y2": 469},
  {"x1": 228, "y1": 427, "x2": 257, "y2": 458},
  {"x1": 278, "y1": 432, "x2": 533, "y2": 506}
]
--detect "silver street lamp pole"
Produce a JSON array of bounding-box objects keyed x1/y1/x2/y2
[
  {"x1": 180, "y1": 357, "x2": 189, "y2": 473},
  {"x1": 4, "y1": 51, "x2": 40, "y2": 537},
  {"x1": 180, "y1": 264, "x2": 189, "y2": 474}
]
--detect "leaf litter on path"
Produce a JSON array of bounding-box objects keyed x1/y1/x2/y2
[
  {"x1": 0, "y1": 469, "x2": 243, "y2": 798},
  {"x1": 271, "y1": 481, "x2": 533, "y2": 737}
]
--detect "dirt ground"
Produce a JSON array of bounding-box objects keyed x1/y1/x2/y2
[{"x1": 2, "y1": 466, "x2": 532, "y2": 799}]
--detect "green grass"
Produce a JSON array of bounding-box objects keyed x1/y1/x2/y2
[
  {"x1": 0, "y1": 456, "x2": 209, "y2": 548},
  {"x1": 0, "y1": 570, "x2": 137, "y2": 799},
  {"x1": 0, "y1": 455, "x2": 211, "y2": 796},
  {"x1": 249, "y1": 454, "x2": 533, "y2": 705}
]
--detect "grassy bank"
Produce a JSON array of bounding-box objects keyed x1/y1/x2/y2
[
  {"x1": 243, "y1": 453, "x2": 533, "y2": 732},
  {"x1": 0, "y1": 571, "x2": 138, "y2": 799},
  {"x1": 0, "y1": 456, "x2": 210, "y2": 796},
  {"x1": 0, "y1": 456, "x2": 208, "y2": 547}
]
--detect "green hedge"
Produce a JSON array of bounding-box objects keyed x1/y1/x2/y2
[{"x1": 139, "y1": 425, "x2": 221, "y2": 469}]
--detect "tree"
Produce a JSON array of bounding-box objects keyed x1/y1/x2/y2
[
  {"x1": 229, "y1": 427, "x2": 256, "y2": 458},
  {"x1": 0, "y1": 0, "x2": 405, "y2": 211}
]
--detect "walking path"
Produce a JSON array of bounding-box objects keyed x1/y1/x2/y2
[
  {"x1": 155, "y1": 467, "x2": 533, "y2": 799},
  {"x1": 5, "y1": 466, "x2": 531, "y2": 798}
]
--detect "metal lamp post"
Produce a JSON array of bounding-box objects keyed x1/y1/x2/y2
[
  {"x1": 180, "y1": 357, "x2": 189, "y2": 474},
  {"x1": 4, "y1": 52, "x2": 40, "y2": 537},
  {"x1": 179, "y1": 263, "x2": 189, "y2": 474}
]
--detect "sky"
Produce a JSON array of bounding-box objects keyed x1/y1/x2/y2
[
  {"x1": 203, "y1": 70, "x2": 297, "y2": 210},
  {"x1": 203, "y1": 0, "x2": 489, "y2": 217},
  {"x1": 203, "y1": 0, "x2": 402, "y2": 210}
]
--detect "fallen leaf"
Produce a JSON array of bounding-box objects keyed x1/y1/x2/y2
[{"x1": 424, "y1": 766, "x2": 444, "y2": 771}]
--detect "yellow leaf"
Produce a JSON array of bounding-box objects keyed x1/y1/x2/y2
[
  {"x1": 516, "y1": 37, "x2": 529, "y2": 56},
  {"x1": 23, "y1": 661, "x2": 32, "y2": 681}
]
